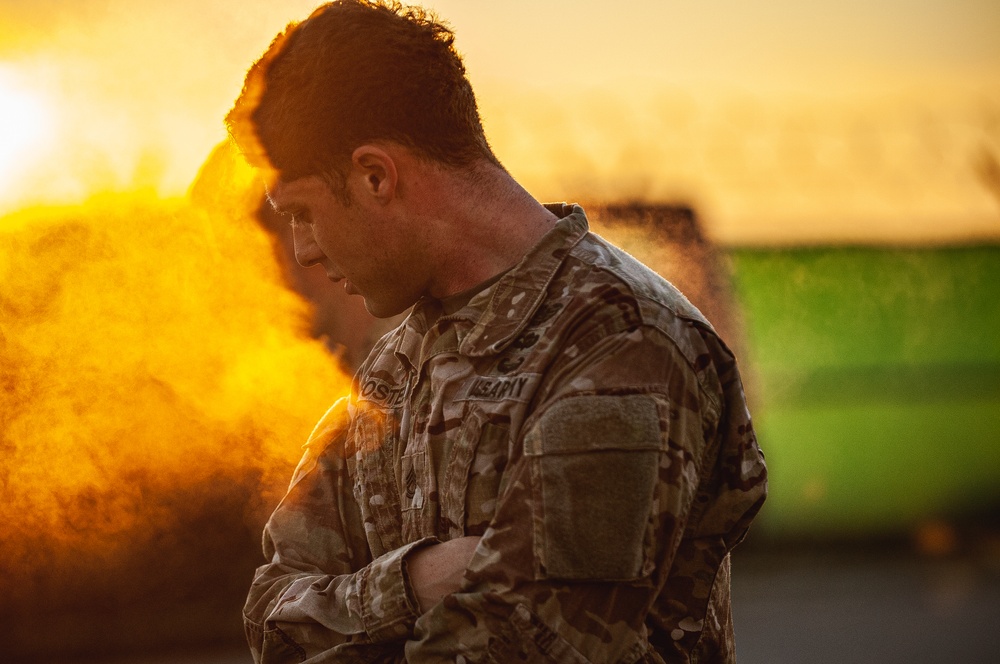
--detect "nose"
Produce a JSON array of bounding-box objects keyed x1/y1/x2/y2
[{"x1": 291, "y1": 222, "x2": 324, "y2": 268}]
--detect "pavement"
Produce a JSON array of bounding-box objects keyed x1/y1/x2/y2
[
  {"x1": 50, "y1": 547, "x2": 1000, "y2": 664},
  {"x1": 731, "y1": 548, "x2": 1000, "y2": 664}
]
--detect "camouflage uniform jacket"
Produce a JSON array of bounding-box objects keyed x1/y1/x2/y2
[{"x1": 244, "y1": 204, "x2": 767, "y2": 663}]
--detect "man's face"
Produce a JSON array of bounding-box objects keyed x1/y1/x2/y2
[{"x1": 266, "y1": 174, "x2": 423, "y2": 318}]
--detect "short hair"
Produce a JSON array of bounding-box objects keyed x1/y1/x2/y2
[{"x1": 226, "y1": 0, "x2": 500, "y2": 184}]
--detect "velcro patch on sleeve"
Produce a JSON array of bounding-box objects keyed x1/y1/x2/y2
[{"x1": 528, "y1": 393, "x2": 662, "y2": 580}]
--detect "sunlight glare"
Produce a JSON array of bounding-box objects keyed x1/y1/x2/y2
[{"x1": 0, "y1": 73, "x2": 55, "y2": 193}]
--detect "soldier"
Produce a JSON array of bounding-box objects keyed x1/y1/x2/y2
[{"x1": 226, "y1": 1, "x2": 766, "y2": 662}]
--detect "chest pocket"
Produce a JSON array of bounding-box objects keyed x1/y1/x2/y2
[
  {"x1": 439, "y1": 408, "x2": 510, "y2": 539},
  {"x1": 350, "y1": 407, "x2": 404, "y2": 557}
]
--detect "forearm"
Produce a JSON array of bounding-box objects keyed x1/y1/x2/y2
[
  {"x1": 405, "y1": 535, "x2": 480, "y2": 613},
  {"x1": 245, "y1": 537, "x2": 436, "y2": 662},
  {"x1": 408, "y1": 578, "x2": 658, "y2": 664},
  {"x1": 244, "y1": 393, "x2": 431, "y2": 662}
]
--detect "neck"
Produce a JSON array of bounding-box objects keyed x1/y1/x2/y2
[{"x1": 407, "y1": 160, "x2": 560, "y2": 299}]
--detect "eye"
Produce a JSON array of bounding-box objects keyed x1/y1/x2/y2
[{"x1": 286, "y1": 208, "x2": 312, "y2": 227}]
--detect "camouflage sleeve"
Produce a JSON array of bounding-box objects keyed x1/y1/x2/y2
[
  {"x1": 243, "y1": 398, "x2": 428, "y2": 664},
  {"x1": 405, "y1": 322, "x2": 766, "y2": 663}
]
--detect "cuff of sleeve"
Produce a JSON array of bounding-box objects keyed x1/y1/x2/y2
[{"x1": 358, "y1": 536, "x2": 438, "y2": 642}]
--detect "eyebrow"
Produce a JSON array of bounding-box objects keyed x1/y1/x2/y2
[
  {"x1": 266, "y1": 195, "x2": 301, "y2": 217},
  {"x1": 265, "y1": 194, "x2": 284, "y2": 213}
]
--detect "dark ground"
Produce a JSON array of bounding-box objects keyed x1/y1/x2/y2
[
  {"x1": 43, "y1": 545, "x2": 1000, "y2": 664},
  {"x1": 731, "y1": 546, "x2": 1000, "y2": 663}
]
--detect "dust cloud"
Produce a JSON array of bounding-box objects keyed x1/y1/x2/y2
[{"x1": 0, "y1": 149, "x2": 352, "y2": 654}]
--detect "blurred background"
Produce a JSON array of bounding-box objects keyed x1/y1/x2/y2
[{"x1": 1, "y1": 1, "x2": 998, "y2": 662}]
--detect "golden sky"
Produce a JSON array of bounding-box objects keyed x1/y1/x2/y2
[{"x1": 1, "y1": 0, "x2": 998, "y2": 243}]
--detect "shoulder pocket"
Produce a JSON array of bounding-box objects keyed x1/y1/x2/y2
[{"x1": 525, "y1": 393, "x2": 662, "y2": 581}]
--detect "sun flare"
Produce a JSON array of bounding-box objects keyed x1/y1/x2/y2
[{"x1": 0, "y1": 73, "x2": 55, "y2": 193}]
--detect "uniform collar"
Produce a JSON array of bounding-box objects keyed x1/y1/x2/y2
[{"x1": 460, "y1": 203, "x2": 589, "y2": 356}]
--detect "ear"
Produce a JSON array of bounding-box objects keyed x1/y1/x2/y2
[{"x1": 351, "y1": 145, "x2": 397, "y2": 202}]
